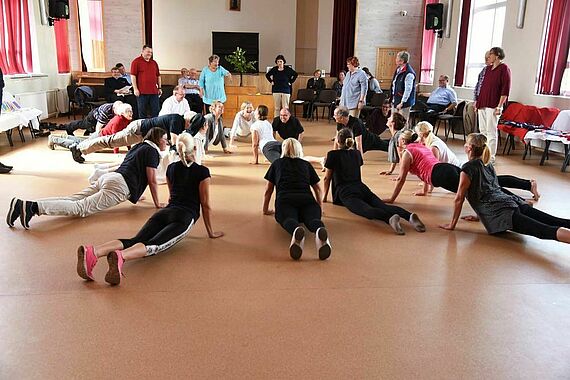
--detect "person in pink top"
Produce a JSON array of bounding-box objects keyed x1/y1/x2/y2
[{"x1": 384, "y1": 130, "x2": 536, "y2": 204}]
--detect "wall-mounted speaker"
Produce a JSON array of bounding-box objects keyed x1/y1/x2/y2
[
  {"x1": 425, "y1": 3, "x2": 444, "y2": 30},
  {"x1": 48, "y1": 0, "x2": 69, "y2": 19}
]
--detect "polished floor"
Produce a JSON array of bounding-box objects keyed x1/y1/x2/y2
[{"x1": 1, "y1": 119, "x2": 569, "y2": 379}]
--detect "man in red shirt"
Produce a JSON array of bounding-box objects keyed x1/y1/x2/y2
[
  {"x1": 131, "y1": 45, "x2": 162, "y2": 119},
  {"x1": 475, "y1": 46, "x2": 511, "y2": 163}
]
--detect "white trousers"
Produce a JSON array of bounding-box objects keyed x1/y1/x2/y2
[
  {"x1": 37, "y1": 172, "x2": 130, "y2": 218},
  {"x1": 273, "y1": 93, "x2": 290, "y2": 117},
  {"x1": 477, "y1": 107, "x2": 499, "y2": 159}
]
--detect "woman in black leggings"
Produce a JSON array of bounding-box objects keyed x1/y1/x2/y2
[
  {"x1": 263, "y1": 138, "x2": 331, "y2": 260},
  {"x1": 440, "y1": 133, "x2": 570, "y2": 244},
  {"x1": 76, "y1": 133, "x2": 223, "y2": 285},
  {"x1": 323, "y1": 128, "x2": 426, "y2": 235}
]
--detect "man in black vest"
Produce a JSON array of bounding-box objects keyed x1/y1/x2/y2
[{"x1": 390, "y1": 51, "x2": 416, "y2": 127}]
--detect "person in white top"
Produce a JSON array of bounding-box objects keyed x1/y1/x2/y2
[
  {"x1": 158, "y1": 85, "x2": 190, "y2": 116},
  {"x1": 250, "y1": 105, "x2": 324, "y2": 168},
  {"x1": 415, "y1": 121, "x2": 461, "y2": 166},
  {"x1": 229, "y1": 101, "x2": 256, "y2": 147}
]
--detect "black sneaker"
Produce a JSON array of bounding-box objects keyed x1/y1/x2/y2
[
  {"x1": 6, "y1": 198, "x2": 22, "y2": 227},
  {"x1": 20, "y1": 201, "x2": 36, "y2": 230},
  {"x1": 70, "y1": 145, "x2": 85, "y2": 163},
  {"x1": 0, "y1": 162, "x2": 13, "y2": 169}
]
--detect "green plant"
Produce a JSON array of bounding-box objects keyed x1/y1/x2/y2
[{"x1": 225, "y1": 47, "x2": 257, "y2": 86}]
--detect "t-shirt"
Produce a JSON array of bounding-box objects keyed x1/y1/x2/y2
[
  {"x1": 166, "y1": 161, "x2": 211, "y2": 219},
  {"x1": 130, "y1": 56, "x2": 160, "y2": 95},
  {"x1": 430, "y1": 135, "x2": 461, "y2": 166},
  {"x1": 251, "y1": 120, "x2": 276, "y2": 151},
  {"x1": 264, "y1": 157, "x2": 320, "y2": 202},
  {"x1": 140, "y1": 114, "x2": 185, "y2": 136},
  {"x1": 336, "y1": 116, "x2": 363, "y2": 137},
  {"x1": 325, "y1": 149, "x2": 363, "y2": 205},
  {"x1": 462, "y1": 159, "x2": 523, "y2": 234},
  {"x1": 116, "y1": 142, "x2": 160, "y2": 203},
  {"x1": 272, "y1": 116, "x2": 304, "y2": 140},
  {"x1": 405, "y1": 143, "x2": 439, "y2": 184}
]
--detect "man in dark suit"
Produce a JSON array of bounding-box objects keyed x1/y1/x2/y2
[
  {"x1": 304, "y1": 69, "x2": 325, "y2": 118},
  {"x1": 104, "y1": 66, "x2": 138, "y2": 118}
]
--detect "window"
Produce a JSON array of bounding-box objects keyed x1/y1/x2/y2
[
  {"x1": 537, "y1": 0, "x2": 570, "y2": 96},
  {"x1": 462, "y1": 0, "x2": 506, "y2": 87},
  {"x1": 77, "y1": 0, "x2": 105, "y2": 72},
  {"x1": 0, "y1": 0, "x2": 34, "y2": 74}
]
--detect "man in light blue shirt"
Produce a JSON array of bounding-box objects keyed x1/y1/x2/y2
[{"x1": 425, "y1": 75, "x2": 457, "y2": 113}]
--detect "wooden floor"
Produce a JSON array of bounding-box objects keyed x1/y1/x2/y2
[{"x1": 1, "y1": 119, "x2": 569, "y2": 379}]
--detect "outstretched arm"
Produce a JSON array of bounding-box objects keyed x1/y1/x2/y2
[
  {"x1": 263, "y1": 181, "x2": 275, "y2": 215},
  {"x1": 199, "y1": 178, "x2": 223, "y2": 238},
  {"x1": 322, "y1": 168, "x2": 333, "y2": 203},
  {"x1": 251, "y1": 130, "x2": 260, "y2": 164},
  {"x1": 384, "y1": 151, "x2": 412, "y2": 203},
  {"x1": 146, "y1": 167, "x2": 164, "y2": 208},
  {"x1": 440, "y1": 172, "x2": 471, "y2": 230}
]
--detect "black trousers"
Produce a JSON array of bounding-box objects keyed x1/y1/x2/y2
[
  {"x1": 363, "y1": 133, "x2": 389, "y2": 153},
  {"x1": 65, "y1": 109, "x2": 97, "y2": 135},
  {"x1": 185, "y1": 94, "x2": 204, "y2": 114},
  {"x1": 510, "y1": 204, "x2": 570, "y2": 240},
  {"x1": 275, "y1": 196, "x2": 324, "y2": 235},
  {"x1": 119, "y1": 207, "x2": 195, "y2": 255},
  {"x1": 341, "y1": 183, "x2": 411, "y2": 224}
]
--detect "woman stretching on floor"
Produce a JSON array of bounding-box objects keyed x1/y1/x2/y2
[
  {"x1": 77, "y1": 133, "x2": 223, "y2": 285},
  {"x1": 440, "y1": 133, "x2": 570, "y2": 244},
  {"x1": 228, "y1": 101, "x2": 256, "y2": 147},
  {"x1": 263, "y1": 138, "x2": 331, "y2": 260},
  {"x1": 384, "y1": 130, "x2": 539, "y2": 204},
  {"x1": 323, "y1": 128, "x2": 426, "y2": 235},
  {"x1": 414, "y1": 121, "x2": 540, "y2": 200},
  {"x1": 6, "y1": 128, "x2": 167, "y2": 229}
]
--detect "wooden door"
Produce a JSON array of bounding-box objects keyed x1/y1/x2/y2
[{"x1": 375, "y1": 47, "x2": 407, "y2": 90}]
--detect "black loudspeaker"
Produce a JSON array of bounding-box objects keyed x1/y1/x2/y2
[
  {"x1": 48, "y1": 0, "x2": 70, "y2": 19},
  {"x1": 425, "y1": 3, "x2": 444, "y2": 30}
]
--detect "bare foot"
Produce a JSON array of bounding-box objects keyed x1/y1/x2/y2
[{"x1": 530, "y1": 179, "x2": 540, "y2": 201}]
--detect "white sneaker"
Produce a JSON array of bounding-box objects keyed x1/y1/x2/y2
[
  {"x1": 289, "y1": 226, "x2": 305, "y2": 260},
  {"x1": 315, "y1": 227, "x2": 331, "y2": 260}
]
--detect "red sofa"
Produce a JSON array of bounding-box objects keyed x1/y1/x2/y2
[{"x1": 497, "y1": 103, "x2": 560, "y2": 154}]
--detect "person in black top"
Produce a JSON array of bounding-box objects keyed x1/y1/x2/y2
[
  {"x1": 303, "y1": 69, "x2": 326, "y2": 118},
  {"x1": 263, "y1": 138, "x2": 331, "y2": 260},
  {"x1": 8, "y1": 128, "x2": 167, "y2": 230},
  {"x1": 272, "y1": 108, "x2": 304, "y2": 141},
  {"x1": 0, "y1": 66, "x2": 12, "y2": 174},
  {"x1": 333, "y1": 106, "x2": 389, "y2": 159},
  {"x1": 322, "y1": 128, "x2": 426, "y2": 235},
  {"x1": 104, "y1": 66, "x2": 138, "y2": 119},
  {"x1": 266, "y1": 55, "x2": 298, "y2": 118},
  {"x1": 75, "y1": 133, "x2": 223, "y2": 285}
]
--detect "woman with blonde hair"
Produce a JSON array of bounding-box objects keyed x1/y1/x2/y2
[
  {"x1": 324, "y1": 128, "x2": 426, "y2": 235},
  {"x1": 228, "y1": 101, "x2": 256, "y2": 147},
  {"x1": 440, "y1": 133, "x2": 570, "y2": 245},
  {"x1": 263, "y1": 138, "x2": 331, "y2": 260},
  {"x1": 75, "y1": 133, "x2": 223, "y2": 285},
  {"x1": 204, "y1": 100, "x2": 231, "y2": 154}
]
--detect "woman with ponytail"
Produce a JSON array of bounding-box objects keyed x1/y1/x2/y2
[
  {"x1": 323, "y1": 128, "x2": 426, "y2": 235},
  {"x1": 263, "y1": 138, "x2": 331, "y2": 260},
  {"x1": 75, "y1": 133, "x2": 223, "y2": 286},
  {"x1": 440, "y1": 133, "x2": 570, "y2": 246},
  {"x1": 384, "y1": 130, "x2": 539, "y2": 203}
]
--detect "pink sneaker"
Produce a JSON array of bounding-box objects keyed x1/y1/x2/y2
[
  {"x1": 76, "y1": 245, "x2": 97, "y2": 281},
  {"x1": 105, "y1": 250, "x2": 125, "y2": 286}
]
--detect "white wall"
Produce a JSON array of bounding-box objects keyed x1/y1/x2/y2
[
  {"x1": 103, "y1": 0, "x2": 144, "y2": 71},
  {"x1": 426, "y1": 0, "x2": 570, "y2": 109},
  {"x1": 316, "y1": 0, "x2": 334, "y2": 74},
  {"x1": 152, "y1": 0, "x2": 297, "y2": 71}
]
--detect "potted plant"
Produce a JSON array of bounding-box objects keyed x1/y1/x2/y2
[{"x1": 225, "y1": 47, "x2": 257, "y2": 86}]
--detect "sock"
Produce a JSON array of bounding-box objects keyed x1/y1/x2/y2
[{"x1": 31, "y1": 202, "x2": 39, "y2": 215}]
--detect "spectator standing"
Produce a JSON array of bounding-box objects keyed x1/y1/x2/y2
[
  {"x1": 199, "y1": 55, "x2": 231, "y2": 112},
  {"x1": 266, "y1": 55, "x2": 298, "y2": 117},
  {"x1": 131, "y1": 45, "x2": 162, "y2": 119},
  {"x1": 340, "y1": 56, "x2": 368, "y2": 118},
  {"x1": 390, "y1": 51, "x2": 416, "y2": 125}
]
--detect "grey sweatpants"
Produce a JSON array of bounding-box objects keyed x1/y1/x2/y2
[{"x1": 78, "y1": 120, "x2": 143, "y2": 155}]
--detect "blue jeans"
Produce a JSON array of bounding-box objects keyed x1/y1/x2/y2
[{"x1": 137, "y1": 94, "x2": 160, "y2": 119}]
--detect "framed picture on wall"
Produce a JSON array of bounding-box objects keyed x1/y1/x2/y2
[{"x1": 229, "y1": 0, "x2": 241, "y2": 11}]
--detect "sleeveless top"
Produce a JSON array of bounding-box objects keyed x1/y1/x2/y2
[{"x1": 405, "y1": 143, "x2": 440, "y2": 185}]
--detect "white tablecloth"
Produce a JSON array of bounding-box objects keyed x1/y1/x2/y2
[
  {"x1": 524, "y1": 130, "x2": 570, "y2": 145},
  {"x1": 0, "y1": 107, "x2": 42, "y2": 132}
]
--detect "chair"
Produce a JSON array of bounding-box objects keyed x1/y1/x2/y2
[
  {"x1": 160, "y1": 85, "x2": 175, "y2": 106},
  {"x1": 292, "y1": 89, "x2": 316, "y2": 120},
  {"x1": 66, "y1": 84, "x2": 81, "y2": 120},
  {"x1": 360, "y1": 92, "x2": 386, "y2": 121},
  {"x1": 311, "y1": 89, "x2": 337, "y2": 122},
  {"x1": 435, "y1": 101, "x2": 466, "y2": 141},
  {"x1": 84, "y1": 85, "x2": 107, "y2": 110}
]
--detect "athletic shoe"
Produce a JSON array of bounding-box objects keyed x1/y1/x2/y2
[
  {"x1": 6, "y1": 198, "x2": 22, "y2": 227},
  {"x1": 105, "y1": 250, "x2": 125, "y2": 286},
  {"x1": 409, "y1": 213, "x2": 426, "y2": 232},
  {"x1": 70, "y1": 145, "x2": 85, "y2": 163},
  {"x1": 315, "y1": 227, "x2": 332, "y2": 260},
  {"x1": 289, "y1": 226, "x2": 305, "y2": 260},
  {"x1": 47, "y1": 135, "x2": 55, "y2": 150},
  {"x1": 389, "y1": 215, "x2": 405, "y2": 235},
  {"x1": 20, "y1": 201, "x2": 36, "y2": 230},
  {"x1": 0, "y1": 166, "x2": 11, "y2": 174},
  {"x1": 76, "y1": 245, "x2": 98, "y2": 281},
  {"x1": 0, "y1": 162, "x2": 13, "y2": 169}
]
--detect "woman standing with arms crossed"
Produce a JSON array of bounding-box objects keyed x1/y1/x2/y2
[
  {"x1": 76, "y1": 133, "x2": 223, "y2": 285},
  {"x1": 266, "y1": 55, "x2": 298, "y2": 118}
]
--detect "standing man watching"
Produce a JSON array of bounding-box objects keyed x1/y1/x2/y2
[
  {"x1": 131, "y1": 45, "x2": 161, "y2": 119},
  {"x1": 390, "y1": 51, "x2": 416, "y2": 125},
  {"x1": 475, "y1": 46, "x2": 511, "y2": 163},
  {"x1": 340, "y1": 56, "x2": 368, "y2": 118}
]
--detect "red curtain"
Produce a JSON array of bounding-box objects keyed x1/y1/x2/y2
[
  {"x1": 454, "y1": 0, "x2": 471, "y2": 87},
  {"x1": 330, "y1": 0, "x2": 356, "y2": 77},
  {"x1": 54, "y1": 19, "x2": 70, "y2": 73},
  {"x1": 0, "y1": 0, "x2": 33, "y2": 74},
  {"x1": 420, "y1": 0, "x2": 438, "y2": 84},
  {"x1": 144, "y1": 0, "x2": 152, "y2": 46},
  {"x1": 538, "y1": 0, "x2": 570, "y2": 95}
]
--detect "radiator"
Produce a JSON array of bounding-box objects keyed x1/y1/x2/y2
[{"x1": 14, "y1": 91, "x2": 49, "y2": 120}]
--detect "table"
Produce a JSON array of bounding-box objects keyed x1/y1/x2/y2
[
  {"x1": 523, "y1": 130, "x2": 570, "y2": 172},
  {"x1": 0, "y1": 107, "x2": 42, "y2": 146}
]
